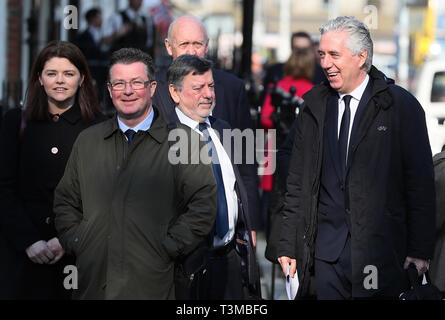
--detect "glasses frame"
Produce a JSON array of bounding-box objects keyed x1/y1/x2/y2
[{"x1": 108, "y1": 80, "x2": 153, "y2": 91}]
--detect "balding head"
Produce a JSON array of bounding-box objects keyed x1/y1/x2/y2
[{"x1": 165, "y1": 15, "x2": 209, "y2": 59}]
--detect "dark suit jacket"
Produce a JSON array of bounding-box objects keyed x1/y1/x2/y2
[
  {"x1": 74, "y1": 29, "x2": 108, "y2": 100},
  {"x1": 153, "y1": 67, "x2": 261, "y2": 230}
]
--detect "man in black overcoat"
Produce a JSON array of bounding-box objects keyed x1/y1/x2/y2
[{"x1": 278, "y1": 16, "x2": 436, "y2": 299}]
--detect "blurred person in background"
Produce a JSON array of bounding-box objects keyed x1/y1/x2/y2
[
  {"x1": 258, "y1": 47, "x2": 314, "y2": 231},
  {"x1": 261, "y1": 31, "x2": 325, "y2": 106},
  {"x1": 102, "y1": 0, "x2": 156, "y2": 58},
  {"x1": 431, "y1": 151, "x2": 445, "y2": 297},
  {"x1": 74, "y1": 7, "x2": 108, "y2": 108},
  {"x1": 0, "y1": 41, "x2": 104, "y2": 299}
]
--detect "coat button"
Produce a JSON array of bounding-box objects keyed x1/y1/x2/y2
[
  {"x1": 74, "y1": 237, "x2": 79, "y2": 243},
  {"x1": 51, "y1": 147, "x2": 58, "y2": 154}
]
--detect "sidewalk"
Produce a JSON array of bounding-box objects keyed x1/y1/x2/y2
[{"x1": 256, "y1": 231, "x2": 287, "y2": 300}]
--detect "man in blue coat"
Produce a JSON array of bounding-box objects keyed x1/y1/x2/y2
[
  {"x1": 278, "y1": 16, "x2": 436, "y2": 299},
  {"x1": 152, "y1": 15, "x2": 261, "y2": 243}
]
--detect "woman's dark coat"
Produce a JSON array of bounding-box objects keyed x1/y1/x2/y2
[{"x1": 0, "y1": 105, "x2": 104, "y2": 299}]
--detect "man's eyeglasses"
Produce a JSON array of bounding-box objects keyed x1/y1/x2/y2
[{"x1": 109, "y1": 80, "x2": 152, "y2": 91}]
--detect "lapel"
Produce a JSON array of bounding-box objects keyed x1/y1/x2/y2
[
  {"x1": 212, "y1": 70, "x2": 228, "y2": 121},
  {"x1": 209, "y1": 116, "x2": 228, "y2": 157},
  {"x1": 209, "y1": 116, "x2": 248, "y2": 221},
  {"x1": 325, "y1": 93, "x2": 343, "y2": 180}
]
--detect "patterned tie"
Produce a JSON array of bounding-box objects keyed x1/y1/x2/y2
[
  {"x1": 198, "y1": 122, "x2": 229, "y2": 238},
  {"x1": 125, "y1": 129, "x2": 136, "y2": 146},
  {"x1": 338, "y1": 95, "x2": 352, "y2": 175}
]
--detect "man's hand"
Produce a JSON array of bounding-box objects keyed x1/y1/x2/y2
[
  {"x1": 278, "y1": 256, "x2": 297, "y2": 278},
  {"x1": 25, "y1": 240, "x2": 55, "y2": 264},
  {"x1": 404, "y1": 256, "x2": 430, "y2": 275},
  {"x1": 47, "y1": 237, "x2": 65, "y2": 265}
]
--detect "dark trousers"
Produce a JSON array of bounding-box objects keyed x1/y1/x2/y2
[
  {"x1": 199, "y1": 246, "x2": 245, "y2": 300},
  {"x1": 315, "y1": 234, "x2": 352, "y2": 300}
]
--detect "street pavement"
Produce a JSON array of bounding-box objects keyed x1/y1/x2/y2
[{"x1": 256, "y1": 231, "x2": 287, "y2": 300}]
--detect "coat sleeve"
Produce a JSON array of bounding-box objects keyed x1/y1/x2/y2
[
  {"x1": 162, "y1": 129, "x2": 217, "y2": 259},
  {"x1": 433, "y1": 153, "x2": 445, "y2": 233},
  {"x1": 277, "y1": 108, "x2": 305, "y2": 259},
  {"x1": 53, "y1": 137, "x2": 84, "y2": 255},
  {"x1": 236, "y1": 82, "x2": 262, "y2": 231},
  {"x1": 0, "y1": 108, "x2": 40, "y2": 251},
  {"x1": 398, "y1": 88, "x2": 436, "y2": 260}
]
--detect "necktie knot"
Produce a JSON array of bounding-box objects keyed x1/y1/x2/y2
[
  {"x1": 343, "y1": 95, "x2": 352, "y2": 108},
  {"x1": 125, "y1": 129, "x2": 136, "y2": 146},
  {"x1": 198, "y1": 122, "x2": 208, "y2": 133}
]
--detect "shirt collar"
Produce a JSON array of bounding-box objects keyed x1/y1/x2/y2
[
  {"x1": 117, "y1": 107, "x2": 154, "y2": 133},
  {"x1": 175, "y1": 107, "x2": 210, "y2": 132},
  {"x1": 338, "y1": 74, "x2": 369, "y2": 102},
  {"x1": 88, "y1": 26, "x2": 101, "y2": 43},
  {"x1": 126, "y1": 8, "x2": 140, "y2": 20}
]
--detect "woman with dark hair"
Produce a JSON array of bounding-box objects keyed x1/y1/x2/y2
[{"x1": 0, "y1": 41, "x2": 105, "y2": 299}]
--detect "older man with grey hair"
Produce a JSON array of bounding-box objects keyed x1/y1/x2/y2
[
  {"x1": 277, "y1": 16, "x2": 435, "y2": 299},
  {"x1": 166, "y1": 54, "x2": 261, "y2": 300},
  {"x1": 153, "y1": 14, "x2": 261, "y2": 247}
]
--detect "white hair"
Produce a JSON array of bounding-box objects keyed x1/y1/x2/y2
[
  {"x1": 167, "y1": 15, "x2": 209, "y2": 45},
  {"x1": 320, "y1": 16, "x2": 373, "y2": 72}
]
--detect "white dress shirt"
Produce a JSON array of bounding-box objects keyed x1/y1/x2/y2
[
  {"x1": 337, "y1": 74, "x2": 370, "y2": 154},
  {"x1": 175, "y1": 107, "x2": 238, "y2": 247}
]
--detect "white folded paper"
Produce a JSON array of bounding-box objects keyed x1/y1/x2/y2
[{"x1": 285, "y1": 263, "x2": 299, "y2": 300}]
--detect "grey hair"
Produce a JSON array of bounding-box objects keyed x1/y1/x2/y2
[
  {"x1": 319, "y1": 16, "x2": 373, "y2": 72},
  {"x1": 167, "y1": 15, "x2": 209, "y2": 46},
  {"x1": 167, "y1": 54, "x2": 213, "y2": 91}
]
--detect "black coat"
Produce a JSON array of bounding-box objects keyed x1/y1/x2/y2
[
  {"x1": 0, "y1": 105, "x2": 105, "y2": 299},
  {"x1": 278, "y1": 66, "x2": 436, "y2": 298},
  {"x1": 153, "y1": 68, "x2": 261, "y2": 230},
  {"x1": 432, "y1": 151, "x2": 445, "y2": 292},
  {"x1": 74, "y1": 30, "x2": 109, "y2": 101}
]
